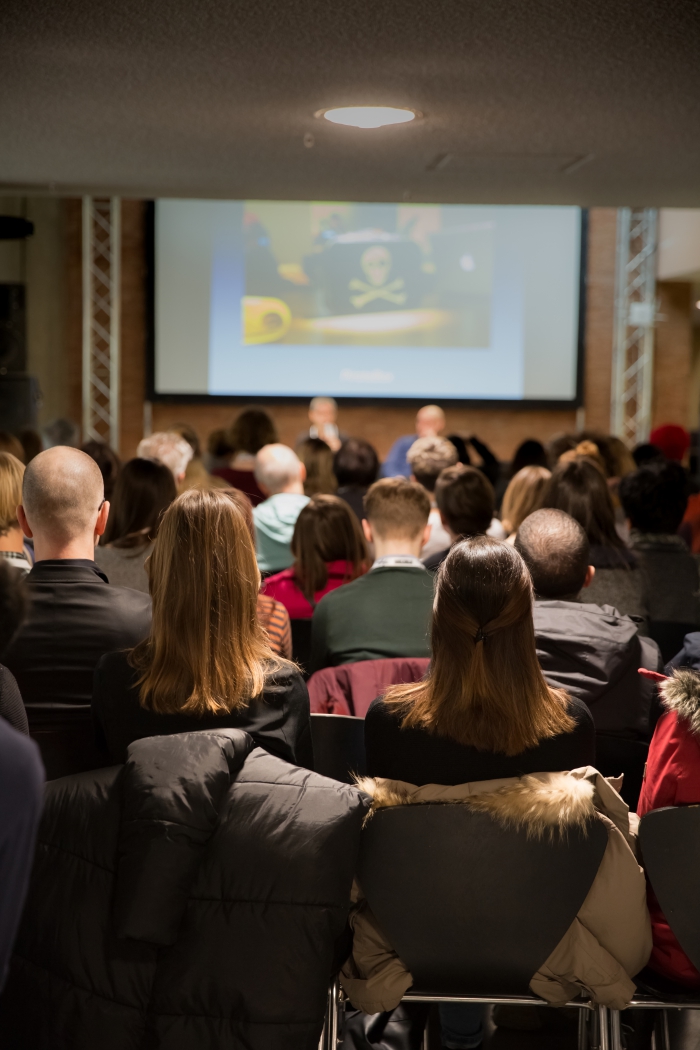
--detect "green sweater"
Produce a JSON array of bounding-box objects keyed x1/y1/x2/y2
[{"x1": 309, "y1": 566, "x2": 434, "y2": 672}]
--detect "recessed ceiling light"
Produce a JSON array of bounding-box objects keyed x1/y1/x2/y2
[{"x1": 319, "y1": 106, "x2": 417, "y2": 129}]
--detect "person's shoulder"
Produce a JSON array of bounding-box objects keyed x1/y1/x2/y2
[
  {"x1": 564, "y1": 692, "x2": 594, "y2": 729},
  {"x1": 107, "y1": 584, "x2": 152, "y2": 612},
  {"x1": 261, "y1": 659, "x2": 307, "y2": 697},
  {"x1": 365, "y1": 695, "x2": 401, "y2": 728},
  {"x1": 422, "y1": 549, "x2": 448, "y2": 572},
  {"x1": 316, "y1": 572, "x2": 366, "y2": 609},
  {"x1": 96, "y1": 648, "x2": 134, "y2": 673}
]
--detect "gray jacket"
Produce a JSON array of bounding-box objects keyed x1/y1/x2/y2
[{"x1": 533, "y1": 600, "x2": 662, "y2": 738}]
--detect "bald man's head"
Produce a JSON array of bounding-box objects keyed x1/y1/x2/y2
[
  {"x1": 22, "y1": 447, "x2": 105, "y2": 543},
  {"x1": 416, "y1": 404, "x2": 445, "y2": 438},
  {"x1": 254, "y1": 444, "x2": 304, "y2": 494}
]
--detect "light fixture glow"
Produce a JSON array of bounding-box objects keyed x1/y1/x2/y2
[{"x1": 320, "y1": 106, "x2": 417, "y2": 129}]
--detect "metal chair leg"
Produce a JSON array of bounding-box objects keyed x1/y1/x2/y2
[
  {"x1": 654, "y1": 1009, "x2": 671, "y2": 1050},
  {"x1": 609, "y1": 1009, "x2": 622, "y2": 1050},
  {"x1": 598, "y1": 1005, "x2": 610, "y2": 1050},
  {"x1": 319, "y1": 979, "x2": 341, "y2": 1050},
  {"x1": 578, "y1": 1007, "x2": 589, "y2": 1050}
]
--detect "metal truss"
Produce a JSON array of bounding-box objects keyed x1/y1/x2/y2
[
  {"x1": 610, "y1": 207, "x2": 658, "y2": 447},
  {"x1": 82, "y1": 197, "x2": 121, "y2": 450}
]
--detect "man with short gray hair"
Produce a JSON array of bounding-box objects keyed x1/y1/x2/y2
[
  {"x1": 253, "y1": 444, "x2": 310, "y2": 573},
  {"x1": 4, "y1": 447, "x2": 151, "y2": 717}
]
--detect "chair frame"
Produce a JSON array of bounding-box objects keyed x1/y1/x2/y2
[
  {"x1": 609, "y1": 994, "x2": 700, "y2": 1050},
  {"x1": 320, "y1": 978, "x2": 609, "y2": 1050}
]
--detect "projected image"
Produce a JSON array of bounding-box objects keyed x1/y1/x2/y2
[{"x1": 242, "y1": 202, "x2": 493, "y2": 347}]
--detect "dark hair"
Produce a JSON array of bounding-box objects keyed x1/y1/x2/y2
[
  {"x1": 515, "y1": 509, "x2": 590, "y2": 599},
  {"x1": 0, "y1": 559, "x2": 28, "y2": 657},
  {"x1": 632, "y1": 442, "x2": 665, "y2": 468},
  {"x1": 435, "y1": 464, "x2": 494, "y2": 537},
  {"x1": 297, "y1": 437, "x2": 337, "y2": 496},
  {"x1": 547, "y1": 433, "x2": 577, "y2": 467},
  {"x1": 207, "y1": 428, "x2": 235, "y2": 459},
  {"x1": 619, "y1": 462, "x2": 688, "y2": 534},
  {"x1": 18, "y1": 429, "x2": 42, "y2": 464},
  {"x1": 384, "y1": 537, "x2": 574, "y2": 755},
  {"x1": 0, "y1": 431, "x2": 25, "y2": 462},
  {"x1": 228, "y1": 408, "x2": 278, "y2": 455},
  {"x1": 168, "y1": 423, "x2": 201, "y2": 458},
  {"x1": 103, "y1": 457, "x2": 177, "y2": 548},
  {"x1": 510, "y1": 439, "x2": 548, "y2": 477},
  {"x1": 539, "y1": 458, "x2": 626, "y2": 551},
  {"x1": 81, "y1": 441, "x2": 121, "y2": 500},
  {"x1": 290, "y1": 495, "x2": 368, "y2": 603},
  {"x1": 333, "y1": 438, "x2": 379, "y2": 487}
]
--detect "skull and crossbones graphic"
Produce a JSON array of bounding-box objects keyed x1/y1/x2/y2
[{"x1": 348, "y1": 245, "x2": 407, "y2": 309}]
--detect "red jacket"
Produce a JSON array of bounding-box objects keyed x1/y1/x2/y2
[
  {"x1": 637, "y1": 672, "x2": 700, "y2": 987},
  {"x1": 262, "y1": 560, "x2": 361, "y2": 620}
]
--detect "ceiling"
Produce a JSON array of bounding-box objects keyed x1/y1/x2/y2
[{"x1": 1, "y1": 0, "x2": 700, "y2": 205}]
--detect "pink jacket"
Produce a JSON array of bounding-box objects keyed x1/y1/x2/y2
[{"x1": 262, "y1": 560, "x2": 360, "y2": 619}]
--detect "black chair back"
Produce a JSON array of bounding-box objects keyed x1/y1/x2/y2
[
  {"x1": 358, "y1": 804, "x2": 608, "y2": 995},
  {"x1": 310, "y1": 713, "x2": 366, "y2": 784},
  {"x1": 649, "y1": 622, "x2": 699, "y2": 665},
  {"x1": 291, "y1": 618, "x2": 313, "y2": 675},
  {"x1": 594, "y1": 734, "x2": 649, "y2": 810},
  {"x1": 639, "y1": 807, "x2": 700, "y2": 973},
  {"x1": 27, "y1": 704, "x2": 105, "y2": 781}
]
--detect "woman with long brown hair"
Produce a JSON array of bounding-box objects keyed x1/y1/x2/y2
[
  {"x1": 91, "y1": 488, "x2": 312, "y2": 767},
  {"x1": 262, "y1": 495, "x2": 368, "y2": 619},
  {"x1": 365, "y1": 536, "x2": 594, "y2": 785}
]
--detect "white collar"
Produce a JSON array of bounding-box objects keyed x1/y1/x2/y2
[{"x1": 370, "y1": 555, "x2": 426, "y2": 571}]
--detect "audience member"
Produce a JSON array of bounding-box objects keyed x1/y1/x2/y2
[
  {"x1": 632, "y1": 442, "x2": 664, "y2": 468},
  {"x1": 17, "y1": 429, "x2": 42, "y2": 465},
  {"x1": 253, "y1": 444, "x2": 310, "y2": 573},
  {"x1": 649, "y1": 423, "x2": 690, "y2": 463},
  {"x1": 3, "y1": 447, "x2": 151, "y2": 712},
  {"x1": 334, "y1": 437, "x2": 380, "y2": 521},
  {"x1": 347, "y1": 543, "x2": 645, "y2": 1035},
  {"x1": 204, "y1": 427, "x2": 235, "y2": 472},
  {"x1": 92, "y1": 489, "x2": 312, "y2": 767},
  {"x1": 619, "y1": 462, "x2": 700, "y2": 657},
  {"x1": 605, "y1": 435, "x2": 637, "y2": 479},
  {"x1": 41, "y1": 418, "x2": 79, "y2": 449},
  {"x1": 637, "y1": 669, "x2": 700, "y2": 986},
  {"x1": 515, "y1": 509, "x2": 661, "y2": 737},
  {"x1": 500, "y1": 465, "x2": 551, "y2": 541},
  {"x1": 0, "y1": 713, "x2": 43, "y2": 992},
  {"x1": 309, "y1": 478, "x2": 433, "y2": 670},
  {"x1": 94, "y1": 458, "x2": 177, "y2": 593},
  {"x1": 366, "y1": 535, "x2": 594, "y2": 783},
  {"x1": 211, "y1": 407, "x2": 278, "y2": 504},
  {"x1": 297, "y1": 437, "x2": 338, "y2": 496},
  {"x1": 558, "y1": 438, "x2": 608, "y2": 475},
  {"x1": 422, "y1": 464, "x2": 495, "y2": 572},
  {"x1": 0, "y1": 561, "x2": 29, "y2": 733},
  {"x1": 0, "y1": 432, "x2": 25, "y2": 463},
  {"x1": 0, "y1": 453, "x2": 31, "y2": 573},
  {"x1": 540, "y1": 458, "x2": 646, "y2": 623},
  {"x1": 167, "y1": 422, "x2": 231, "y2": 491},
  {"x1": 137, "y1": 431, "x2": 193, "y2": 486},
  {"x1": 546, "y1": 432, "x2": 578, "y2": 465},
  {"x1": 298, "y1": 396, "x2": 347, "y2": 452},
  {"x1": 81, "y1": 440, "x2": 121, "y2": 500},
  {"x1": 222, "y1": 487, "x2": 292, "y2": 658},
  {"x1": 452, "y1": 433, "x2": 501, "y2": 487},
  {"x1": 510, "y1": 438, "x2": 548, "y2": 477},
  {"x1": 406, "y1": 435, "x2": 458, "y2": 559},
  {"x1": 263, "y1": 495, "x2": 368, "y2": 619},
  {"x1": 381, "y1": 404, "x2": 445, "y2": 477}
]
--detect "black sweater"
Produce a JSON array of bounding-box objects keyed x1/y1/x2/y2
[
  {"x1": 365, "y1": 694, "x2": 595, "y2": 785},
  {"x1": 92, "y1": 650, "x2": 313, "y2": 769}
]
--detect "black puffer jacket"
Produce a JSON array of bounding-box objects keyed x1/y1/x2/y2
[{"x1": 0, "y1": 729, "x2": 368, "y2": 1050}]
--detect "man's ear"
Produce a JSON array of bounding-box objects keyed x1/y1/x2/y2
[
  {"x1": 95, "y1": 500, "x2": 110, "y2": 540},
  {"x1": 17, "y1": 505, "x2": 32, "y2": 539},
  {"x1": 299, "y1": 463, "x2": 307, "y2": 483},
  {"x1": 362, "y1": 518, "x2": 373, "y2": 545},
  {"x1": 583, "y1": 564, "x2": 596, "y2": 588},
  {"x1": 421, "y1": 522, "x2": 432, "y2": 547}
]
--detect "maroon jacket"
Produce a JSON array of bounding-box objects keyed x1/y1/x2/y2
[{"x1": 308, "y1": 657, "x2": 430, "y2": 718}]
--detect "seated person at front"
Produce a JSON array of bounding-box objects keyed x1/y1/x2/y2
[
  {"x1": 262, "y1": 494, "x2": 369, "y2": 619},
  {"x1": 637, "y1": 668, "x2": 700, "y2": 987},
  {"x1": 406, "y1": 434, "x2": 458, "y2": 559},
  {"x1": 309, "y1": 478, "x2": 434, "y2": 672},
  {"x1": 422, "y1": 463, "x2": 495, "y2": 573},
  {"x1": 357, "y1": 539, "x2": 642, "y2": 1048},
  {"x1": 3, "y1": 447, "x2": 151, "y2": 715},
  {"x1": 252, "y1": 444, "x2": 310, "y2": 573},
  {"x1": 515, "y1": 508, "x2": 662, "y2": 738},
  {"x1": 92, "y1": 488, "x2": 312, "y2": 769}
]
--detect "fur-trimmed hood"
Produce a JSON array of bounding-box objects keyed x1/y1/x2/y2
[
  {"x1": 661, "y1": 669, "x2": 700, "y2": 737},
  {"x1": 355, "y1": 766, "x2": 631, "y2": 844}
]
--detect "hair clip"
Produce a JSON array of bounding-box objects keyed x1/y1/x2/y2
[{"x1": 474, "y1": 628, "x2": 487, "y2": 644}]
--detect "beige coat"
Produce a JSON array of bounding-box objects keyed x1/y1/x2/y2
[{"x1": 341, "y1": 767, "x2": 651, "y2": 1013}]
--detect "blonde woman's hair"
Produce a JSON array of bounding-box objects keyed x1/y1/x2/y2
[
  {"x1": 500, "y1": 465, "x2": 551, "y2": 535},
  {"x1": 130, "y1": 488, "x2": 279, "y2": 715},
  {"x1": 385, "y1": 536, "x2": 574, "y2": 755},
  {"x1": 0, "y1": 452, "x2": 25, "y2": 535}
]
